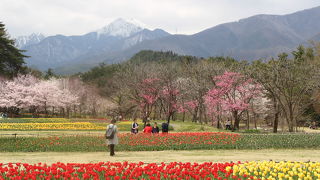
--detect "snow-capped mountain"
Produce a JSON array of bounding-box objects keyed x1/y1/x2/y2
[
  {"x1": 15, "y1": 33, "x2": 45, "y2": 48},
  {"x1": 97, "y1": 18, "x2": 146, "y2": 38},
  {"x1": 22, "y1": 18, "x2": 170, "y2": 72}
]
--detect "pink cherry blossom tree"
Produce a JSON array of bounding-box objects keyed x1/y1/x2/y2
[
  {"x1": 0, "y1": 74, "x2": 79, "y2": 117},
  {"x1": 1, "y1": 74, "x2": 40, "y2": 109},
  {"x1": 204, "y1": 72, "x2": 262, "y2": 130},
  {"x1": 136, "y1": 78, "x2": 160, "y2": 126}
]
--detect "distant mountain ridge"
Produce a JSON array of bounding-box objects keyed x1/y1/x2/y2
[
  {"x1": 18, "y1": 18, "x2": 170, "y2": 71},
  {"x1": 18, "y1": 6, "x2": 320, "y2": 74},
  {"x1": 116, "y1": 6, "x2": 320, "y2": 61},
  {"x1": 15, "y1": 33, "x2": 46, "y2": 48}
]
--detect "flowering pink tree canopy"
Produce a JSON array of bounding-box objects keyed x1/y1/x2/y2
[
  {"x1": 136, "y1": 78, "x2": 161, "y2": 123},
  {"x1": 178, "y1": 100, "x2": 199, "y2": 113},
  {"x1": 0, "y1": 74, "x2": 40, "y2": 108},
  {"x1": 0, "y1": 74, "x2": 79, "y2": 114},
  {"x1": 204, "y1": 72, "x2": 262, "y2": 129}
]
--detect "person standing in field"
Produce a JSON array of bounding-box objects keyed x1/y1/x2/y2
[
  {"x1": 225, "y1": 119, "x2": 231, "y2": 130},
  {"x1": 131, "y1": 119, "x2": 139, "y2": 134},
  {"x1": 106, "y1": 119, "x2": 118, "y2": 156}
]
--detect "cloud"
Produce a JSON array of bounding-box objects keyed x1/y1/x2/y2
[{"x1": 0, "y1": 0, "x2": 319, "y2": 37}]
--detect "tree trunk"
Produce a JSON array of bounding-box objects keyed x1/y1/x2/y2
[
  {"x1": 153, "y1": 105, "x2": 157, "y2": 120},
  {"x1": 198, "y1": 106, "x2": 203, "y2": 124},
  {"x1": 182, "y1": 111, "x2": 185, "y2": 122},
  {"x1": 273, "y1": 111, "x2": 279, "y2": 133},
  {"x1": 73, "y1": 105, "x2": 76, "y2": 118},
  {"x1": 192, "y1": 107, "x2": 198, "y2": 122},
  {"x1": 216, "y1": 116, "x2": 221, "y2": 129},
  {"x1": 79, "y1": 105, "x2": 82, "y2": 118},
  {"x1": 67, "y1": 107, "x2": 70, "y2": 118},
  {"x1": 273, "y1": 98, "x2": 280, "y2": 133},
  {"x1": 246, "y1": 110, "x2": 250, "y2": 130},
  {"x1": 44, "y1": 102, "x2": 47, "y2": 118},
  {"x1": 62, "y1": 108, "x2": 65, "y2": 118},
  {"x1": 233, "y1": 111, "x2": 240, "y2": 130},
  {"x1": 167, "y1": 113, "x2": 172, "y2": 127},
  {"x1": 288, "y1": 105, "x2": 294, "y2": 132},
  {"x1": 159, "y1": 105, "x2": 163, "y2": 120},
  {"x1": 254, "y1": 115, "x2": 257, "y2": 129}
]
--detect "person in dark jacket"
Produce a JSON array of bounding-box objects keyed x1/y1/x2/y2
[
  {"x1": 131, "y1": 119, "x2": 139, "y2": 134},
  {"x1": 143, "y1": 123, "x2": 152, "y2": 133},
  {"x1": 162, "y1": 122, "x2": 169, "y2": 133},
  {"x1": 152, "y1": 122, "x2": 159, "y2": 134}
]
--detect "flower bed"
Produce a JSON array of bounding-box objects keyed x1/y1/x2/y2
[
  {"x1": 1, "y1": 133, "x2": 320, "y2": 152},
  {"x1": 0, "y1": 161, "x2": 319, "y2": 179},
  {"x1": 0, "y1": 161, "x2": 234, "y2": 180},
  {"x1": 0, "y1": 118, "x2": 71, "y2": 123},
  {"x1": 0, "y1": 122, "x2": 105, "y2": 130},
  {"x1": 228, "y1": 161, "x2": 320, "y2": 179},
  {"x1": 120, "y1": 132, "x2": 240, "y2": 150},
  {"x1": 0, "y1": 132, "x2": 240, "y2": 152}
]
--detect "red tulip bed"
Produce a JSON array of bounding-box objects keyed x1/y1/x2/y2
[
  {"x1": 0, "y1": 161, "x2": 239, "y2": 180},
  {"x1": 120, "y1": 132, "x2": 240, "y2": 151}
]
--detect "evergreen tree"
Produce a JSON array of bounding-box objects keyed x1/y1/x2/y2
[
  {"x1": 0, "y1": 22, "x2": 27, "y2": 77},
  {"x1": 44, "y1": 68, "x2": 56, "y2": 80}
]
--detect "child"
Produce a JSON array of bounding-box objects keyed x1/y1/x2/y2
[{"x1": 152, "y1": 122, "x2": 159, "y2": 133}]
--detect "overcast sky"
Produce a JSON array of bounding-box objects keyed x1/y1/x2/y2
[{"x1": 1, "y1": 0, "x2": 320, "y2": 37}]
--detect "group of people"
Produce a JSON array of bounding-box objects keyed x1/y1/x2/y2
[
  {"x1": 131, "y1": 119, "x2": 169, "y2": 134},
  {"x1": 105, "y1": 119, "x2": 169, "y2": 156}
]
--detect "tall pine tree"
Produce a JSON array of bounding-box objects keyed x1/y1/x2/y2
[{"x1": 0, "y1": 22, "x2": 26, "y2": 77}]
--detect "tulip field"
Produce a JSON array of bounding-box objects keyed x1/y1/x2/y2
[
  {"x1": 1, "y1": 132, "x2": 320, "y2": 152},
  {"x1": 1, "y1": 161, "x2": 320, "y2": 180},
  {"x1": 1, "y1": 119, "x2": 320, "y2": 179}
]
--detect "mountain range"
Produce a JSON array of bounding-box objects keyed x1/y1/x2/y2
[{"x1": 17, "y1": 6, "x2": 320, "y2": 74}]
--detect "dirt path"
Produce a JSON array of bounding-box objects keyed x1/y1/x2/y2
[{"x1": 1, "y1": 149, "x2": 319, "y2": 164}]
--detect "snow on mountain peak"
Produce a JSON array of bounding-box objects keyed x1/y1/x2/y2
[
  {"x1": 97, "y1": 18, "x2": 147, "y2": 37},
  {"x1": 15, "y1": 33, "x2": 46, "y2": 48}
]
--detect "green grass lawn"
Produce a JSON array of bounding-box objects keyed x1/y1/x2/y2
[{"x1": 1, "y1": 149, "x2": 320, "y2": 164}]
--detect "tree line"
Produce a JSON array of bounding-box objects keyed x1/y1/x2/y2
[
  {"x1": 1, "y1": 21, "x2": 320, "y2": 132},
  {"x1": 81, "y1": 45, "x2": 320, "y2": 132}
]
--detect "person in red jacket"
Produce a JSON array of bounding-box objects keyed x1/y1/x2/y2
[{"x1": 143, "y1": 123, "x2": 152, "y2": 133}]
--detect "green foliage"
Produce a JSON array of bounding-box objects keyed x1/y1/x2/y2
[
  {"x1": 44, "y1": 68, "x2": 57, "y2": 80},
  {"x1": 243, "y1": 129, "x2": 261, "y2": 133},
  {"x1": 129, "y1": 50, "x2": 198, "y2": 64},
  {"x1": 81, "y1": 63, "x2": 121, "y2": 88},
  {"x1": 0, "y1": 22, "x2": 27, "y2": 77}
]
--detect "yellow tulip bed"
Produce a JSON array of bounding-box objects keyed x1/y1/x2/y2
[
  {"x1": 0, "y1": 118, "x2": 71, "y2": 123},
  {"x1": 227, "y1": 161, "x2": 320, "y2": 180},
  {"x1": 0, "y1": 122, "x2": 105, "y2": 130}
]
